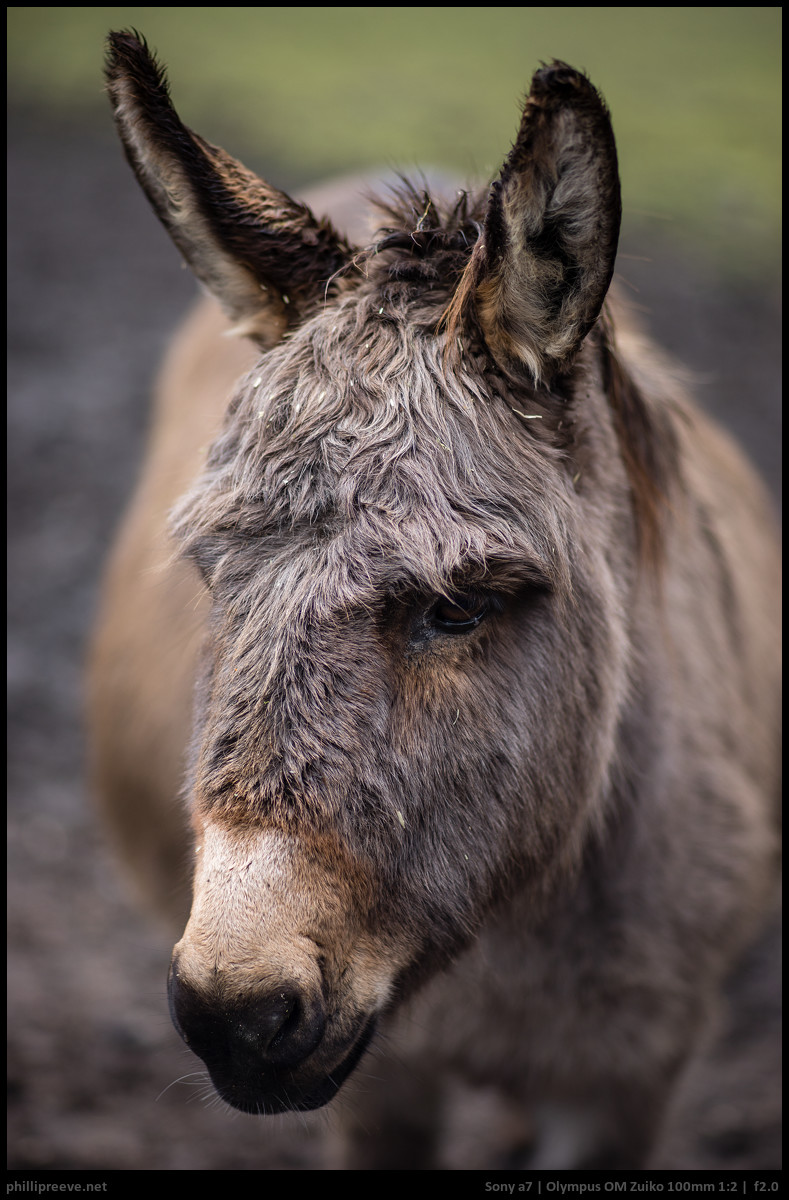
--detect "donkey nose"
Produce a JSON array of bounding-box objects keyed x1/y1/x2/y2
[{"x1": 168, "y1": 962, "x2": 327, "y2": 1073}]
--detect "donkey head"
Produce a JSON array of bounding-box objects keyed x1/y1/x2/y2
[{"x1": 106, "y1": 32, "x2": 662, "y2": 1114}]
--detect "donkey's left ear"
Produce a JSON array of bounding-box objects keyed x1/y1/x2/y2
[
  {"x1": 105, "y1": 31, "x2": 353, "y2": 347},
  {"x1": 474, "y1": 62, "x2": 621, "y2": 382}
]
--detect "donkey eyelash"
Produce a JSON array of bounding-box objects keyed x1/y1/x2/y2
[{"x1": 429, "y1": 591, "x2": 498, "y2": 634}]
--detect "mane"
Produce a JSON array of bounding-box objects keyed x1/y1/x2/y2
[
  {"x1": 593, "y1": 307, "x2": 680, "y2": 573},
  {"x1": 352, "y1": 180, "x2": 487, "y2": 291}
]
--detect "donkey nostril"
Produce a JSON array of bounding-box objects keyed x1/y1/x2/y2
[
  {"x1": 258, "y1": 989, "x2": 326, "y2": 1068},
  {"x1": 234, "y1": 989, "x2": 299, "y2": 1053},
  {"x1": 269, "y1": 992, "x2": 300, "y2": 1047}
]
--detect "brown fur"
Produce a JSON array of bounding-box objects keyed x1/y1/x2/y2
[{"x1": 89, "y1": 32, "x2": 781, "y2": 1168}]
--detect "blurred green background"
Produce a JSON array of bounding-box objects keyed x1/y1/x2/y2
[{"x1": 8, "y1": 6, "x2": 781, "y2": 278}]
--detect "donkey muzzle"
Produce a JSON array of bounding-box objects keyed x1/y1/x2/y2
[{"x1": 168, "y1": 957, "x2": 376, "y2": 1113}]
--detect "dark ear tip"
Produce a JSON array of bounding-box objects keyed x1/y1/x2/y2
[
  {"x1": 105, "y1": 29, "x2": 155, "y2": 79},
  {"x1": 106, "y1": 28, "x2": 146, "y2": 58},
  {"x1": 105, "y1": 29, "x2": 172, "y2": 109},
  {"x1": 530, "y1": 61, "x2": 598, "y2": 104}
]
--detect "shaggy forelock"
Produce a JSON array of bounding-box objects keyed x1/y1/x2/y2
[{"x1": 171, "y1": 222, "x2": 577, "y2": 611}]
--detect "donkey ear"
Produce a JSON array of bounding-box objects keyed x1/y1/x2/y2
[
  {"x1": 475, "y1": 62, "x2": 621, "y2": 381},
  {"x1": 105, "y1": 31, "x2": 352, "y2": 347}
]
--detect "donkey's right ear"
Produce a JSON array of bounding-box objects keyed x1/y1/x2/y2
[{"x1": 105, "y1": 31, "x2": 353, "y2": 347}]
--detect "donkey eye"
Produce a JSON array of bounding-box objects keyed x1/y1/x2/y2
[{"x1": 430, "y1": 592, "x2": 493, "y2": 633}]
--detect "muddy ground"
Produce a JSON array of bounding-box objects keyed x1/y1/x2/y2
[{"x1": 7, "y1": 110, "x2": 781, "y2": 1173}]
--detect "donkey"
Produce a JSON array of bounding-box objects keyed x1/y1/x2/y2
[{"x1": 90, "y1": 31, "x2": 781, "y2": 1169}]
